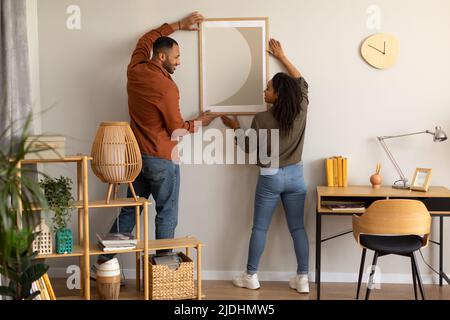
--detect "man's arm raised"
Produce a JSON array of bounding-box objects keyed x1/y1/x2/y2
[
  {"x1": 128, "y1": 12, "x2": 204, "y2": 70},
  {"x1": 170, "y1": 11, "x2": 204, "y2": 32}
]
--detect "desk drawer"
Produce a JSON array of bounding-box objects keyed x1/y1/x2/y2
[
  {"x1": 389, "y1": 197, "x2": 450, "y2": 213},
  {"x1": 319, "y1": 196, "x2": 384, "y2": 212}
]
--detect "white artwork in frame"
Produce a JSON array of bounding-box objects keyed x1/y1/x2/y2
[
  {"x1": 410, "y1": 168, "x2": 432, "y2": 192},
  {"x1": 199, "y1": 18, "x2": 269, "y2": 115}
]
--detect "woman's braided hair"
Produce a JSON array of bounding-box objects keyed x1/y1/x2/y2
[{"x1": 271, "y1": 72, "x2": 302, "y2": 136}]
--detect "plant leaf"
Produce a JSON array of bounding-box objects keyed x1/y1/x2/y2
[
  {"x1": 21, "y1": 263, "x2": 49, "y2": 284},
  {"x1": 0, "y1": 286, "x2": 16, "y2": 298}
]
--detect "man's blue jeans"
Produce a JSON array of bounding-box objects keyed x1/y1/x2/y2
[
  {"x1": 246, "y1": 163, "x2": 310, "y2": 275},
  {"x1": 100, "y1": 154, "x2": 180, "y2": 260}
]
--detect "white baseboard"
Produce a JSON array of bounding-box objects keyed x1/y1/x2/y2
[
  {"x1": 195, "y1": 270, "x2": 440, "y2": 285},
  {"x1": 48, "y1": 268, "x2": 441, "y2": 285}
]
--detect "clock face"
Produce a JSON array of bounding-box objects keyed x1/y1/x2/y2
[{"x1": 361, "y1": 33, "x2": 399, "y2": 69}]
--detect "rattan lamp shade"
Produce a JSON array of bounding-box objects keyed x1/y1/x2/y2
[{"x1": 91, "y1": 122, "x2": 142, "y2": 203}]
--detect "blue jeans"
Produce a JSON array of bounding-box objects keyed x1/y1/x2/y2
[
  {"x1": 100, "y1": 155, "x2": 180, "y2": 260},
  {"x1": 246, "y1": 163, "x2": 309, "y2": 275}
]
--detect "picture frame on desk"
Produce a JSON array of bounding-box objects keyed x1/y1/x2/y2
[{"x1": 410, "y1": 168, "x2": 432, "y2": 192}]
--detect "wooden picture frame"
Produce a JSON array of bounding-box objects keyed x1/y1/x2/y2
[
  {"x1": 410, "y1": 168, "x2": 432, "y2": 192},
  {"x1": 198, "y1": 18, "x2": 269, "y2": 115}
]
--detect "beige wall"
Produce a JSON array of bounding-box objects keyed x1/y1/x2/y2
[{"x1": 34, "y1": 0, "x2": 450, "y2": 283}]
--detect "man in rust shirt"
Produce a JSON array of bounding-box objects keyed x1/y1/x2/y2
[{"x1": 98, "y1": 12, "x2": 216, "y2": 265}]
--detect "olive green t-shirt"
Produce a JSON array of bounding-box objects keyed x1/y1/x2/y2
[{"x1": 236, "y1": 77, "x2": 309, "y2": 168}]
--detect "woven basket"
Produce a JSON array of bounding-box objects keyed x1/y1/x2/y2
[{"x1": 148, "y1": 252, "x2": 194, "y2": 300}]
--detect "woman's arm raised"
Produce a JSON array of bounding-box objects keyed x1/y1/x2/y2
[{"x1": 268, "y1": 38, "x2": 302, "y2": 78}]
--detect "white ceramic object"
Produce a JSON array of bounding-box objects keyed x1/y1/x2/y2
[
  {"x1": 95, "y1": 258, "x2": 120, "y2": 277},
  {"x1": 96, "y1": 258, "x2": 121, "y2": 300}
]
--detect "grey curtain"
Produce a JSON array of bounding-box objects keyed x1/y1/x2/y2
[
  {"x1": 0, "y1": 0, "x2": 32, "y2": 300},
  {"x1": 0, "y1": 0, "x2": 32, "y2": 142}
]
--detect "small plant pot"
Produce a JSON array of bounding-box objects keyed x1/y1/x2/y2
[
  {"x1": 56, "y1": 228, "x2": 73, "y2": 254},
  {"x1": 370, "y1": 173, "x2": 382, "y2": 189}
]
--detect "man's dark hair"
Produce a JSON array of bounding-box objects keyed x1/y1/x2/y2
[{"x1": 153, "y1": 36, "x2": 179, "y2": 55}]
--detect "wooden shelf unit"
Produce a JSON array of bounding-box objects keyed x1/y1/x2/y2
[
  {"x1": 18, "y1": 155, "x2": 205, "y2": 300},
  {"x1": 30, "y1": 198, "x2": 150, "y2": 211},
  {"x1": 17, "y1": 155, "x2": 150, "y2": 300}
]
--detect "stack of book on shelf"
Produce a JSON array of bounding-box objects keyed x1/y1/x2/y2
[
  {"x1": 97, "y1": 233, "x2": 137, "y2": 252},
  {"x1": 322, "y1": 200, "x2": 365, "y2": 212},
  {"x1": 151, "y1": 253, "x2": 182, "y2": 271},
  {"x1": 31, "y1": 274, "x2": 56, "y2": 300},
  {"x1": 325, "y1": 156, "x2": 348, "y2": 187}
]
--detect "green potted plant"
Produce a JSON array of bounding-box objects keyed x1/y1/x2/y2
[
  {"x1": 0, "y1": 113, "x2": 50, "y2": 300},
  {"x1": 39, "y1": 176, "x2": 74, "y2": 254}
]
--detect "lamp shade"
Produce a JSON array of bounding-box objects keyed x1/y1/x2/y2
[
  {"x1": 433, "y1": 126, "x2": 447, "y2": 142},
  {"x1": 91, "y1": 122, "x2": 142, "y2": 184}
]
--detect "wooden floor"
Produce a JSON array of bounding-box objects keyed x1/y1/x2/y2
[{"x1": 52, "y1": 279, "x2": 450, "y2": 300}]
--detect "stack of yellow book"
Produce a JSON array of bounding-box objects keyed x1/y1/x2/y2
[
  {"x1": 325, "y1": 156, "x2": 348, "y2": 187},
  {"x1": 31, "y1": 273, "x2": 56, "y2": 300}
]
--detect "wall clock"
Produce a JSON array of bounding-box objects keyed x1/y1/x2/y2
[{"x1": 361, "y1": 33, "x2": 399, "y2": 69}]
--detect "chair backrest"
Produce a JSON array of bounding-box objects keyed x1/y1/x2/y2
[{"x1": 352, "y1": 199, "x2": 431, "y2": 247}]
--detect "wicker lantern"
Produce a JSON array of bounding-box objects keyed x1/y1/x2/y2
[
  {"x1": 33, "y1": 218, "x2": 53, "y2": 255},
  {"x1": 91, "y1": 122, "x2": 142, "y2": 203}
]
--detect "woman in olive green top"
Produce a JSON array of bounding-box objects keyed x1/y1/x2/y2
[{"x1": 221, "y1": 39, "x2": 310, "y2": 294}]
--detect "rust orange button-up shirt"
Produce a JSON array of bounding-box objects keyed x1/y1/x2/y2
[{"x1": 127, "y1": 23, "x2": 195, "y2": 161}]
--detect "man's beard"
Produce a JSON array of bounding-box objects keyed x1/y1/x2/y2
[{"x1": 163, "y1": 60, "x2": 175, "y2": 74}]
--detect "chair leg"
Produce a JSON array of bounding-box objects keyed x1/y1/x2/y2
[
  {"x1": 356, "y1": 248, "x2": 367, "y2": 300},
  {"x1": 410, "y1": 254, "x2": 418, "y2": 300},
  {"x1": 365, "y1": 251, "x2": 379, "y2": 300},
  {"x1": 412, "y1": 251, "x2": 426, "y2": 300}
]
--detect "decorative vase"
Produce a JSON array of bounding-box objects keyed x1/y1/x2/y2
[
  {"x1": 91, "y1": 122, "x2": 142, "y2": 203},
  {"x1": 33, "y1": 218, "x2": 53, "y2": 255},
  {"x1": 96, "y1": 258, "x2": 121, "y2": 300},
  {"x1": 56, "y1": 228, "x2": 73, "y2": 254},
  {"x1": 370, "y1": 163, "x2": 382, "y2": 189}
]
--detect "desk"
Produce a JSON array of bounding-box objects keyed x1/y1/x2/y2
[{"x1": 315, "y1": 186, "x2": 450, "y2": 300}]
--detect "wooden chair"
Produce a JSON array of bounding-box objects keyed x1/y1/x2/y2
[{"x1": 352, "y1": 199, "x2": 431, "y2": 300}]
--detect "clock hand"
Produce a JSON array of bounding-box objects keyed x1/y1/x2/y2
[
  {"x1": 368, "y1": 44, "x2": 385, "y2": 54},
  {"x1": 383, "y1": 41, "x2": 386, "y2": 55}
]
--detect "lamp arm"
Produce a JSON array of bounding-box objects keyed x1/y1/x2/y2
[
  {"x1": 377, "y1": 137, "x2": 408, "y2": 184},
  {"x1": 378, "y1": 130, "x2": 431, "y2": 140}
]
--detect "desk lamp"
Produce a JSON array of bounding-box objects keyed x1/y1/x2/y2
[{"x1": 377, "y1": 126, "x2": 447, "y2": 189}]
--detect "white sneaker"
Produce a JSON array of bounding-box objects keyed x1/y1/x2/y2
[
  {"x1": 289, "y1": 274, "x2": 309, "y2": 294},
  {"x1": 232, "y1": 271, "x2": 260, "y2": 290}
]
